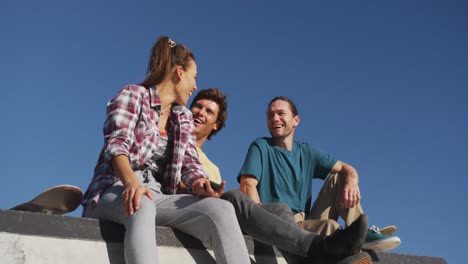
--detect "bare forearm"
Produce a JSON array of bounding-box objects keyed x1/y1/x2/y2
[
  {"x1": 111, "y1": 155, "x2": 139, "y2": 186},
  {"x1": 239, "y1": 175, "x2": 261, "y2": 204},
  {"x1": 240, "y1": 183, "x2": 261, "y2": 204},
  {"x1": 332, "y1": 161, "x2": 359, "y2": 183}
]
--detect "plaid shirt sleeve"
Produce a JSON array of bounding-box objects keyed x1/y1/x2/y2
[
  {"x1": 163, "y1": 106, "x2": 207, "y2": 194},
  {"x1": 180, "y1": 118, "x2": 208, "y2": 189},
  {"x1": 103, "y1": 86, "x2": 141, "y2": 161}
]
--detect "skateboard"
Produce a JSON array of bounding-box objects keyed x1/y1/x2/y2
[{"x1": 11, "y1": 185, "x2": 83, "y2": 215}]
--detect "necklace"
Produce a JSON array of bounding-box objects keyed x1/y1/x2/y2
[{"x1": 160, "y1": 105, "x2": 171, "y2": 116}]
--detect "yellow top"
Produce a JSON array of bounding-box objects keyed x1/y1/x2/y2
[{"x1": 196, "y1": 147, "x2": 222, "y2": 184}]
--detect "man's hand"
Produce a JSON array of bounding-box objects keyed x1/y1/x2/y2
[
  {"x1": 331, "y1": 161, "x2": 361, "y2": 208},
  {"x1": 341, "y1": 177, "x2": 361, "y2": 208},
  {"x1": 191, "y1": 178, "x2": 226, "y2": 198},
  {"x1": 122, "y1": 181, "x2": 153, "y2": 216}
]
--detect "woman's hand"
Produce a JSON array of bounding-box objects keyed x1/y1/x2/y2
[
  {"x1": 122, "y1": 181, "x2": 153, "y2": 216},
  {"x1": 111, "y1": 155, "x2": 153, "y2": 216},
  {"x1": 191, "y1": 178, "x2": 226, "y2": 198}
]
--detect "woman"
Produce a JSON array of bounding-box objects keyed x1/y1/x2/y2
[{"x1": 81, "y1": 36, "x2": 250, "y2": 264}]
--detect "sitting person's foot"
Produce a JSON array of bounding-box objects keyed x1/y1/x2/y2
[
  {"x1": 363, "y1": 225, "x2": 401, "y2": 252},
  {"x1": 309, "y1": 214, "x2": 368, "y2": 259}
]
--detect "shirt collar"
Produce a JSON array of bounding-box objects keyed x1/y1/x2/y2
[
  {"x1": 149, "y1": 86, "x2": 161, "y2": 108},
  {"x1": 148, "y1": 85, "x2": 188, "y2": 115}
]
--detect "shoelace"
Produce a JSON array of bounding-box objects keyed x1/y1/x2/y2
[{"x1": 369, "y1": 225, "x2": 382, "y2": 233}]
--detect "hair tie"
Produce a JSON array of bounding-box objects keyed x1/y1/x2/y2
[{"x1": 168, "y1": 38, "x2": 176, "y2": 48}]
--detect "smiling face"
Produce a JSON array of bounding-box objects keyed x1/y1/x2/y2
[
  {"x1": 267, "y1": 99, "x2": 299, "y2": 140},
  {"x1": 191, "y1": 99, "x2": 220, "y2": 142},
  {"x1": 174, "y1": 60, "x2": 198, "y2": 106}
]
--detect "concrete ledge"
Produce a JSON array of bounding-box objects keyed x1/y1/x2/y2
[
  {"x1": 0, "y1": 209, "x2": 209, "y2": 248},
  {"x1": 0, "y1": 209, "x2": 263, "y2": 264},
  {"x1": 0, "y1": 209, "x2": 446, "y2": 264}
]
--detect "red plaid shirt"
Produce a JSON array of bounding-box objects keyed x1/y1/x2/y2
[{"x1": 82, "y1": 85, "x2": 207, "y2": 205}]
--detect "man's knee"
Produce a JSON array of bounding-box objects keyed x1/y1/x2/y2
[
  {"x1": 327, "y1": 172, "x2": 341, "y2": 184},
  {"x1": 321, "y1": 172, "x2": 345, "y2": 195},
  {"x1": 221, "y1": 189, "x2": 243, "y2": 202},
  {"x1": 262, "y1": 202, "x2": 292, "y2": 216},
  {"x1": 275, "y1": 202, "x2": 292, "y2": 213},
  {"x1": 270, "y1": 202, "x2": 294, "y2": 222}
]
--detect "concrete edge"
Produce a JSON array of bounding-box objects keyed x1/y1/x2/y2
[
  {"x1": 0, "y1": 209, "x2": 447, "y2": 263},
  {"x1": 0, "y1": 209, "x2": 254, "y2": 252}
]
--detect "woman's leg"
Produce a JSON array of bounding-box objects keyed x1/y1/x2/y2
[{"x1": 83, "y1": 184, "x2": 159, "y2": 264}]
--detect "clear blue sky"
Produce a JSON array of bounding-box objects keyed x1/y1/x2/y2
[{"x1": 1, "y1": 0, "x2": 466, "y2": 263}]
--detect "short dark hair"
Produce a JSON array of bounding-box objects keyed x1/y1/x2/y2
[
  {"x1": 190, "y1": 88, "x2": 228, "y2": 140},
  {"x1": 268, "y1": 96, "x2": 299, "y2": 116}
]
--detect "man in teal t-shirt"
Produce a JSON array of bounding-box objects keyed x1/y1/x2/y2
[
  {"x1": 239, "y1": 137, "x2": 337, "y2": 214},
  {"x1": 238, "y1": 96, "x2": 401, "y2": 252}
]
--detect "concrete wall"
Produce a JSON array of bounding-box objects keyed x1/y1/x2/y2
[{"x1": 0, "y1": 209, "x2": 446, "y2": 264}]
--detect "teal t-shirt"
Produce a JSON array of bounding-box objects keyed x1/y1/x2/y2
[{"x1": 238, "y1": 137, "x2": 337, "y2": 213}]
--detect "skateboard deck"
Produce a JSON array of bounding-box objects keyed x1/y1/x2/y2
[{"x1": 11, "y1": 185, "x2": 83, "y2": 215}]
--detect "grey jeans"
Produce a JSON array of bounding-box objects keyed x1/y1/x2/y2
[
  {"x1": 221, "y1": 190, "x2": 316, "y2": 261},
  {"x1": 83, "y1": 171, "x2": 250, "y2": 264}
]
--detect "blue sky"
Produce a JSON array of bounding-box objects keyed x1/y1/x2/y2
[{"x1": 1, "y1": 0, "x2": 466, "y2": 263}]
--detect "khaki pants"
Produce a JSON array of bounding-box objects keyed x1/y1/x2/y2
[{"x1": 296, "y1": 173, "x2": 364, "y2": 236}]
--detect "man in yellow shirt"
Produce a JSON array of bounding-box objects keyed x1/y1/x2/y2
[{"x1": 188, "y1": 89, "x2": 372, "y2": 264}]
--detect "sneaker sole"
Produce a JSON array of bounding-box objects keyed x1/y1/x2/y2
[
  {"x1": 379, "y1": 225, "x2": 397, "y2": 236},
  {"x1": 363, "y1": 236, "x2": 401, "y2": 252},
  {"x1": 337, "y1": 251, "x2": 372, "y2": 264}
]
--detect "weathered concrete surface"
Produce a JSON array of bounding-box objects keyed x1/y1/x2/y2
[
  {"x1": 0, "y1": 209, "x2": 446, "y2": 264},
  {"x1": 0, "y1": 209, "x2": 279, "y2": 264}
]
